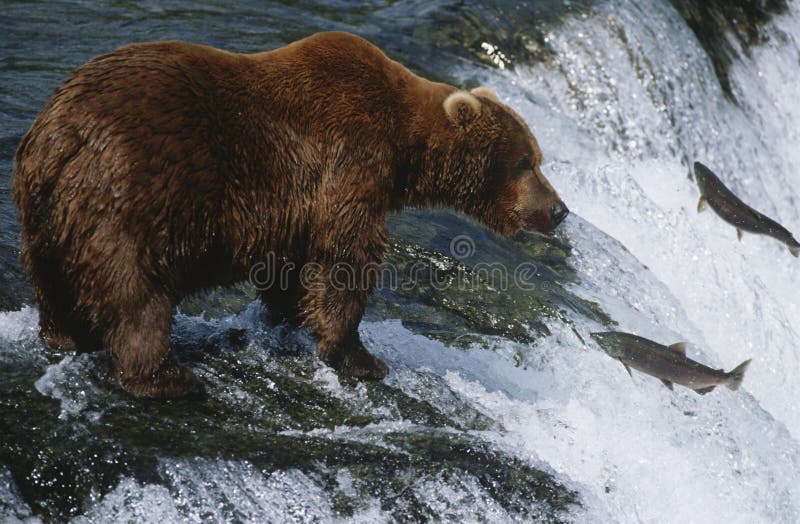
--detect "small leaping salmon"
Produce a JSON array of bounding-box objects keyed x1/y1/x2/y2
[
  {"x1": 590, "y1": 331, "x2": 751, "y2": 395},
  {"x1": 694, "y1": 161, "x2": 800, "y2": 257}
]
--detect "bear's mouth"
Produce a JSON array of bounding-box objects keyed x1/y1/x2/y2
[{"x1": 519, "y1": 210, "x2": 556, "y2": 235}]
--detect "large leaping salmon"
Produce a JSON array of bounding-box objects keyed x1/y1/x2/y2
[
  {"x1": 695, "y1": 161, "x2": 800, "y2": 257},
  {"x1": 590, "y1": 331, "x2": 751, "y2": 395}
]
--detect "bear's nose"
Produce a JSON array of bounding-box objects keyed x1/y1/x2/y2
[{"x1": 550, "y1": 202, "x2": 569, "y2": 227}]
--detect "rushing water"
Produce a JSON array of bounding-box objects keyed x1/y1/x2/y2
[{"x1": 2, "y1": 0, "x2": 800, "y2": 522}]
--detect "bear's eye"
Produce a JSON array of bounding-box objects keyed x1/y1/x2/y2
[{"x1": 514, "y1": 157, "x2": 533, "y2": 177}]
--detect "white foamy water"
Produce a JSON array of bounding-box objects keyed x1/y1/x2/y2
[
  {"x1": 452, "y1": 0, "x2": 800, "y2": 520},
  {"x1": 373, "y1": 310, "x2": 800, "y2": 521},
  {"x1": 0, "y1": 307, "x2": 39, "y2": 344}
]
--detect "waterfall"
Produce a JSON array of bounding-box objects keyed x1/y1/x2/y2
[{"x1": 2, "y1": 1, "x2": 800, "y2": 521}]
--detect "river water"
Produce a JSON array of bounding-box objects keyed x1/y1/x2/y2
[{"x1": 2, "y1": 0, "x2": 800, "y2": 522}]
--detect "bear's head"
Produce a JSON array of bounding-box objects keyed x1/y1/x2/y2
[{"x1": 437, "y1": 87, "x2": 568, "y2": 236}]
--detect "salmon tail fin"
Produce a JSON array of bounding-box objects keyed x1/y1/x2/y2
[{"x1": 726, "y1": 359, "x2": 752, "y2": 391}]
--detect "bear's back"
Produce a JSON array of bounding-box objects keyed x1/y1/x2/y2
[
  {"x1": 12, "y1": 41, "x2": 252, "y2": 276},
  {"x1": 14, "y1": 40, "x2": 244, "y2": 194},
  {"x1": 12, "y1": 33, "x2": 425, "y2": 288}
]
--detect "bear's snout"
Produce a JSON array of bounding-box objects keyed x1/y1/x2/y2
[
  {"x1": 550, "y1": 201, "x2": 569, "y2": 228},
  {"x1": 519, "y1": 199, "x2": 569, "y2": 234}
]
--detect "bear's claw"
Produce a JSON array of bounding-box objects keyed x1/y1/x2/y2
[
  {"x1": 41, "y1": 329, "x2": 79, "y2": 352},
  {"x1": 118, "y1": 362, "x2": 206, "y2": 399},
  {"x1": 325, "y1": 347, "x2": 389, "y2": 381}
]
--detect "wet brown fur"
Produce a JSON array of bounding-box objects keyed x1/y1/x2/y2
[{"x1": 13, "y1": 32, "x2": 565, "y2": 398}]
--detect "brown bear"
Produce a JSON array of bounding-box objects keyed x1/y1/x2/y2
[{"x1": 13, "y1": 31, "x2": 568, "y2": 398}]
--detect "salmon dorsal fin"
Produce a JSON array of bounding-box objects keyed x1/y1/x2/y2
[{"x1": 668, "y1": 342, "x2": 687, "y2": 358}]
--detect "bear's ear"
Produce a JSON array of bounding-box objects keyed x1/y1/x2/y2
[
  {"x1": 470, "y1": 87, "x2": 500, "y2": 103},
  {"x1": 443, "y1": 91, "x2": 482, "y2": 129}
]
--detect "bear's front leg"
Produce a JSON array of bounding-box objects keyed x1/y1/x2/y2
[
  {"x1": 301, "y1": 173, "x2": 390, "y2": 379},
  {"x1": 301, "y1": 265, "x2": 388, "y2": 380}
]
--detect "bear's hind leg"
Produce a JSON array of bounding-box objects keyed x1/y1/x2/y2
[
  {"x1": 257, "y1": 263, "x2": 305, "y2": 327},
  {"x1": 27, "y1": 251, "x2": 96, "y2": 352},
  {"x1": 38, "y1": 291, "x2": 101, "y2": 353},
  {"x1": 105, "y1": 293, "x2": 204, "y2": 399},
  {"x1": 39, "y1": 301, "x2": 79, "y2": 352}
]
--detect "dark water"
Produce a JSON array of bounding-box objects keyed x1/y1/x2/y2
[{"x1": 1, "y1": 0, "x2": 795, "y2": 522}]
